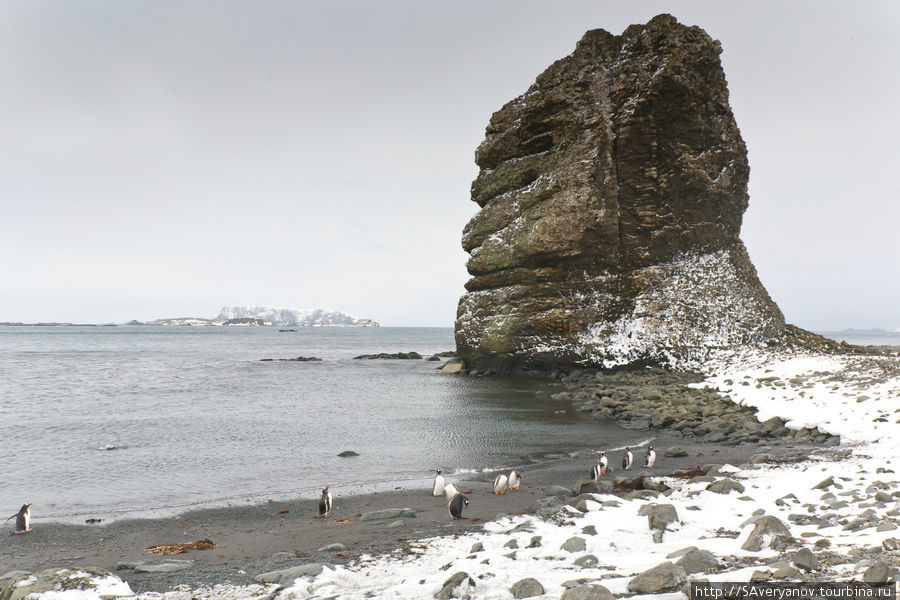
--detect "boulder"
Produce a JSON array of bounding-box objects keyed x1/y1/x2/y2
[
  {"x1": 116, "y1": 560, "x2": 192, "y2": 573},
  {"x1": 454, "y1": 14, "x2": 787, "y2": 370},
  {"x1": 676, "y1": 549, "x2": 719, "y2": 574},
  {"x1": 436, "y1": 572, "x2": 475, "y2": 600},
  {"x1": 561, "y1": 536, "x2": 587, "y2": 553},
  {"x1": 561, "y1": 584, "x2": 615, "y2": 600},
  {"x1": 440, "y1": 358, "x2": 465, "y2": 374},
  {"x1": 792, "y1": 547, "x2": 818, "y2": 571},
  {"x1": 645, "y1": 503, "x2": 679, "y2": 530},
  {"x1": 863, "y1": 562, "x2": 891, "y2": 584},
  {"x1": 741, "y1": 515, "x2": 792, "y2": 552},
  {"x1": 253, "y1": 563, "x2": 335, "y2": 586},
  {"x1": 707, "y1": 478, "x2": 746, "y2": 494},
  {"x1": 627, "y1": 561, "x2": 687, "y2": 594},
  {"x1": 573, "y1": 554, "x2": 599, "y2": 567},
  {"x1": 359, "y1": 508, "x2": 416, "y2": 521},
  {"x1": 510, "y1": 577, "x2": 545, "y2": 598},
  {"x1": 664, "y1": 446, "x2": 689, "y2": 458},
  {"x1": 1, "y1": 569, "x2": 133, "y2": 600}
]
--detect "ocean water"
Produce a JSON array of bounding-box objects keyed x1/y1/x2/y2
[
  {"x1": 0, "y1": 326, "x2": 636, "y2": 523},
  {"x1": 819, "y1": 330, "x2": 900, "y2": 347}
]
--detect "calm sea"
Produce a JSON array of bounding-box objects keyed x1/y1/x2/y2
[{"x1": 0, "y1": 326, "x2": 636, "y2": 523}]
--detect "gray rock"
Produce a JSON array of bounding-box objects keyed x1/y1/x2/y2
[
  {"x1": 504, "y1": 539, "x2": 519, "y2": 549},
  {"x1": 510, "y1": 577, "x2": 545, "y2": 598},
  {"x1": 581, "y1": 525, "x2": 597, "y2": 536},
  {"x1": 742, "y1": 515, "x2": 792, "y2": 551},
  {"x1": 706, "y1": 478, "x2": 746, "y2": 494},
  {"x1": 1, "y1": 569, "x2": 133, "y2": 600},
  {"x1": 386, "y1": 519, "x2": 406, "y2": 528},
  {"x1": 792, "y1": 547, "x2": 818, "y2": 571},
  {"x1": 876, "y1": 523, "x2": 897, "y2": 532},
  {"x1": 750, "y1": 570, "x2": 771, "y2": 582},
  {"x1": 663, "y1": 446, "x2": 689, "y2": 458},
  {"x1": 436, "y1": 572, "x2": 475, "y2": 600},
  {"x1": 561, "y1": 536, "x2": 587, "y2": 553},
  {"x1": 470, "y1": 542, "x2": 484, "y2": 553},
  {"x1": 812, "y1": 476, "x2": 835, "y2": 490},
  {"x1": 359, "y1": 508, "x2": 416, "y2": 521},
  {"x1": 573, "y1": 554, "x2": 598, "y2": 567},
  {"x1": 863, "y1": 562, "x2": 890, "y2": 584},
  {"x1": 627, "y1": 561, "x2": 687, "y2": 594},
  {"x1": 546, "y1": 486, "x2": 573, "y2": 496},
  {"x1": 318, "y1": 543, "x2": 347, "y2": 552},
  {"x1": 676, "y1": 549, "x2": 719, "y2": 574},
  {"x1": 337, "y1": 450, "x2": 359, "y2": 457},
  {"x1": 646, "y1": 504, "x2": 679, "y2": 530},
  {"x1": 527, "y1": 536, "x2": 542, "y2": 548},
  {"x1": 561, "y1": 584, "x2": 615, "y2": 600},
  {"x1": 571, "y1": 477, "x2": 599, "y2": 495},
  {"x1": 666, "y1": 546, "x2": 699, "y2": 559},
  {"x1": 253, "y1": 563, "x2": 335, "y2": 586},
  {"x1": 772, "y1": 566, "x2": 800, "y2": 579},
  {"x1": 116, "y1": 560, "x2": 193, "y2": 573},
  {"x1": 0, "y1": 573, "x2": 30, "y2": 584}
]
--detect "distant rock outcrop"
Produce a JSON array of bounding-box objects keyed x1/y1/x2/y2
[{"x1": 455, "y1": 14, "x2": 785, "y2": 369}]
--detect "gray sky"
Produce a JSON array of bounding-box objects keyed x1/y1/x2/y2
[{"x1": 1, "y1": 1, "x2": 898, "y2": 329}]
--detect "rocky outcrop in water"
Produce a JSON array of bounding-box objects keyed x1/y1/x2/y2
[{"x1": 455, "y1": 14, "x2": 785, "y2": 370}]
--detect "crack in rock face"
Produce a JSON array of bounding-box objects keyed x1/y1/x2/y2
[{"x1": 455, "y1": 13, "x2": 785, "y2": 370}]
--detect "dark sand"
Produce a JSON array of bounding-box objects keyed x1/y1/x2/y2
[{"x1": 0, "y1": 435, "x2": 803, "y2": 593}]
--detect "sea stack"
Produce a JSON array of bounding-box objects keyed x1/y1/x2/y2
[{"x1": 456, "y1": 14, "x2": 784, "y2": 370}]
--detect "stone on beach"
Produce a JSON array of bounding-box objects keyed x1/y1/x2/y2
[
  {"x1": 436, "y1": 571, "x2": 475, "y2": 599},
  {"x1": 676, "y1": 549, "x2": 719, "y2": 574},
  {"x1": 707, "y1": 478, "x2": 746, "y2": 494},
  {"x1": 643, "y1": 503, "x2": 679, "y2": 531},
  {"x1": 561, "y1": 536, "x2": 587, "y2": 553},
  {"x1": 116, "y1": 560, "x2": 193, "y2": 573},
  {"x1": 253, "y1": 563, "x2": 335, "y2": 587},
  {"x1": 627, "y1": 561, "x2": 687, "y2": 594},
  {"x1": 510, "y1": 577, "x2": 545, "y2": 598},
  {"x1": 1, "y1": 569, "x2": 133, "y2": 600},
  {"x1": 741, "y1": 515, "x2": 792, "y2": 551},
  {"x1": 359, "y1": 508, "x2": 416, "y2": 521},
  {"x1": 561, "y1": 583, "x2": 615, "y2": 600}
]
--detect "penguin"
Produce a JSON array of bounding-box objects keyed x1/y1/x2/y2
[
  {"x1": 591, "y1": 459, "x2": 602, "y2": 483},
  {"x1": 599, "y1": 451, "x2": 608, "y2": 475},
  {"x1": 622, "y1": 447, "x2": 633, "y2": 470},
  {"x1": 508, "y1": 470, "x2": 521, "y2": 491},
  {"x1": 5, "y1": 504, "x2": 32, "y2": 534},
  {"x1": 318, "y1": 486, "x2": 332, "y2": 517},
  {"x1": 644, "y1": 446, "x2": 656, "y2": 468},
  {"x1": 493, "y1": 473, "x2": 509, "y2": 495},
  {"x1": 443, "y1": 482, "x2": 459, "y2": 501},
  {"x1": 432, "y1": 470, "x2": 446, "y2": 497},
  {"x1": 448, "y1": 493, "x2": 469, "y2": 520}
]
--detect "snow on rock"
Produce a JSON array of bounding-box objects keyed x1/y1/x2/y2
[{"x1": 213, "y1": 306, "x2": 376, "y2": 327}]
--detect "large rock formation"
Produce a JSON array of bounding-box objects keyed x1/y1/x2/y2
[{"x1": 455, "y1": 14, "x2": 785, "y2": 370}]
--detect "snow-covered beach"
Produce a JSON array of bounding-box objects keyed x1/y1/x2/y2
[{"x1": 5, "y1": 347, "x2": 898, "y2": 600}]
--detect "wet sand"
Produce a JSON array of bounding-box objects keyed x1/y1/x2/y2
[{"x1": 0, "y1": 434, "x2": 800, "y2": 593}]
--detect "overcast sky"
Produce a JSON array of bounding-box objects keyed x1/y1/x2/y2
[{"x1": 1, "y1": 1, "x2": 897, "y2": 329}]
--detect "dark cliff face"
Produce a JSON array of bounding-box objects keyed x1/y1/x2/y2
[{"x1": 456, "y1": 14, "x2": 785, "y2": 369}]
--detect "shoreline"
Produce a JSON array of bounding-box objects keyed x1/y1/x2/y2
[{"x1": 0, "y1": 433, "x2": 803, "y2": 592}]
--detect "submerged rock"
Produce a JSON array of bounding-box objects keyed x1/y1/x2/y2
[{"x1": 455, "y1": 14, "x2": 786, "y2": 370}]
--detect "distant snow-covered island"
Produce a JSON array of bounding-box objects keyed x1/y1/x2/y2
[{"x1": 130, "y1": 306, "x2": 379, "y2": 327}]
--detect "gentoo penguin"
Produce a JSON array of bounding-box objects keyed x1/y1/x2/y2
[
  {"x1": 443, "y1": 482, "x2": 459, "y2": 501},
  {"x1": 599, "y1": 451, "x2": 608, "y2": 475},
  {"x1": 644, "y1": 446, "x2": 657, "y2": 468},
  {"x1": 591, "y1": 459, "x2": 602, "y2": 483},
  {"x1": 493, "y1": 473, "x2": 509, "y2": 495},
  {"x1": 432, "y1": 470, "x2": 446, "y2": 497},
  {"x1": 508, "y1": 470, "x2": 521, "y2": 491},
  {"x1": 318, "y1": 486, "x2": 332, "y2": 517},
  {"x1": 448, "y1": 493, "x2": 469, "y2": 520},
  {"x1": 6, "y1": 504, "x2": 32, "y2": 534},
  {"x1": 622, "y1": 447, "x2": 633, "y2": 470}
]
